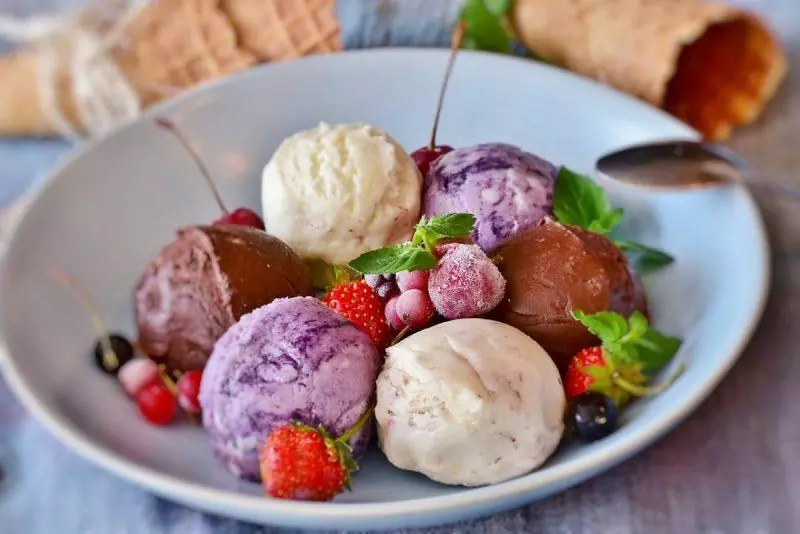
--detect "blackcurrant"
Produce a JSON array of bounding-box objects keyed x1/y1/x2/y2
[
  {"x1": 567, "y1": 393, "x2": 619, "y2": 442},
  {"x1": 93, "y1": 333, "x2": 135, "y2": 376}
]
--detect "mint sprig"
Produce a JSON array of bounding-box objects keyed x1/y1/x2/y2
[
  {"x1": 460, "y1": 0, "x2": 513, "y2": 53},
  {"x1": 572, "y1": 310, "x2": 682, "y2": 373},
  {"x1": 552, "y1": 166, "x2": 675, "y2": 274},
  {"x1": 348, "y1": 213, "x2": 476, "y2": 274}
]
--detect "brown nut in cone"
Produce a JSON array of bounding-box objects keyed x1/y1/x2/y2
[{"x1": 511, "y1": 0, "x2": 788, "y2": 141}]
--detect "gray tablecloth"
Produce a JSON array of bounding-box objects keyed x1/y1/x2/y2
[{"x1": 1, "y1": 1, "x2": 799, "y2": 533}]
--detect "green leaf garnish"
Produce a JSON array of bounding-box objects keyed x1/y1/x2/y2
[
  {"x1": 572, "y1": 310, "x2": 682, "y2": 373},
  {"x1": 460, "y1": 0, "x2": 513, "y2": 53},
  {"x1": 348, "y1": 213, "x2": 476, "y2": 274},
  {"x1": 615, "y1": 239, "x2": 675, "y2": 275},
  {"x1": 304, "y1": 259, "x2": 357, "y2": 290},
  {"x1": 348, "y1": 246, "x2": 438, "y2": 275},
  {"x1": 553, "y1": 167, "x2": 622, "y2": 236}
]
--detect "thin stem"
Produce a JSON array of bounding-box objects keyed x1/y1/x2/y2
[
  {"x1": 155, "y1": 118, "x2": 229, "y2": 215},
  {"x1": 612, "y1": 362, "x2": 686, "y2": 397},
  {"x1": 339, "y1": 401, "x2": 376, "y2": 443},
  {"x1": 428, "y1": 21, "x2": 465, "y2": 150},
  {"x1": 390, "y1": 326, "x2": 411, "y2": 346},
  {"x1": 47, "y1": 267, "x2": 118, "y2": 370}
]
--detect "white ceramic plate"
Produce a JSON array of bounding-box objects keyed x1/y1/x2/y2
[{"x1": 0, "y1": 49, "x2": 769, "y2": 530}]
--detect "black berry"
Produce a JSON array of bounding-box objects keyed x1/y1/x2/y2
[
  {"x1": 93, "y1": 334, "x2": 135, "y2": 375},
  {"x1": 568, "y1": 393, "x2": 618, "y2": 442}
]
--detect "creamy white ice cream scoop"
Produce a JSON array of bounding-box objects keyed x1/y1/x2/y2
[
  {"x1": 261, "y1": 122, "x2": 422, "y2": 264},
  {"x1": 375, "y1": 318, "x2": 565, "y2": 486}
]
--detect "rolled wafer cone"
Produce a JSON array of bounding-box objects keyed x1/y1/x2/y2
[
  {"x1": 220, "y1": 0, "x2": 341, "y2": 62},
  {"x1": 0, "y1": 0, "x2": 256, "y2": 137},
  {"x1": 511, "y1": 0, "x2": 787, "y2": 141}
]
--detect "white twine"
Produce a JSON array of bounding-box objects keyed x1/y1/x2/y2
[{"x1": 0, "y1": 0, "x2": 151, "y2": 139}]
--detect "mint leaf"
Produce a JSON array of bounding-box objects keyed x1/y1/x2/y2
[
  {"x1": 572, "y1": 309, "x2": 682, "y2": 373},
  {"x1": 615, "y1": 239, "x2": 675, "y2": 275},
  {"x1": 484, "y1": 0, "x2": 512, "y2": 16},
  {"x1": 348, "y1": 246, "x2": 437, "y2": 274},
  {"x1": 460, "y1": 0, "x2": 513, "y2": 53},
  {"x1": 553, "y1": 167, "x2": 622, "y2": 236},
  {"x1": 424, "y1": 213, "x2": 476, "y2": 238}
]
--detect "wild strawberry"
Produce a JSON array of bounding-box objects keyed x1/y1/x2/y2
[
  {"x1": 565, "y1": 310, "x2": 684, "y2": 409},
  {"x1": 259, "y1": 407, "x2": 373, "y2": 501},
  {"x1": 323, "y1": 280, "x2": 391, "y2": 348}
]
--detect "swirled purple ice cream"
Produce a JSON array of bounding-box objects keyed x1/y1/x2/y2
[
  {"x1": 423, "y1": 143, "x2": 558, "y2": 252},
  {"x1": 199, "y1": 296, "x2": 380, "y2": 481}
]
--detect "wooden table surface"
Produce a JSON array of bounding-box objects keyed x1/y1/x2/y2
[{"x1": 0, "y1": 1, "x2": 798, "y2": 533}]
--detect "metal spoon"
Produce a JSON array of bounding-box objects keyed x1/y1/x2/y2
[{"x1": 596, "y1": 140, "x2": 800, "y2": 199}]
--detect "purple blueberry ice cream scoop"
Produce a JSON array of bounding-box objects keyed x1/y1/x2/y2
[
  {"x1": 423, "y1": 143, "x2": 558, "y2": 252},
  {"x1": 199, "y1": 296, "x2": 381, "y2": 481}
]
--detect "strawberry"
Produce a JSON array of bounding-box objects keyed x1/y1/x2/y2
[
  {"x1": 259, "y1": 406, "x2": 373, "y2": 501},
  {"x1": 565, "y1": 310, "x2": 684, "y2": 408},
  {"x1": 323, "y1": 280, "x2": 391, "y2": 348}
]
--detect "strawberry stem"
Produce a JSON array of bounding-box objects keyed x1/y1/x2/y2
[
  {"x1": 338, "y1": 402, "x2": 375, "y2": 443},
  {"x1": 613, "y1": 362, "x2": 686, "y2": 397},
  {"x1": 47, "y1": 267, "x2": 118, "y2": 371}
]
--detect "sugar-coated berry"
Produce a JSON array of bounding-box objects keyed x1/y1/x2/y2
[
  {"x1": 214, "y1": 207, "x2": 266, "y2": 231},
  {"x1": 136, "y1": 383, "x2": 177, "y2": 425},
  {"x1": 411, "y1": 145, "x2": 454, "y2": 177},
  {"x1": 117, "y1": 358, "x2": 160, "y2": 397},
  {"x1": 375, "y1": 281, "x2": 398, "y2": 302},
  {"x1": 428, "y1": 244, "x2": 506, "y2": 319},
  {"x1": 396, "y1": 270, "x2": 430, "y2": 293},
  {"x1": 177, "y1": 370, "x2": 203, "y2": 414},
  {"x1": 385, "y1": 296, "x2": 405, "y2": 331},
  {"x1": 568, "y1": 393, "x2": 618, "y2": 442},
  {"x1": 365, "y1": 274, "x2": 398, "y2": 302},
  {"x1": 93, "y1": 334, "x2": 135, "y2": 376},
  {"x1": 364, "y1": 274, "x2": 383, "y2": 288},
  {"x1": 395, "y1": 289, "x2": 435, "y2": 329}
]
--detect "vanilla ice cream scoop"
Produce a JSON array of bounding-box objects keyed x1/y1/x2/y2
[
  {"x1": 375, "y1": 318, "x2": 565, "y2": 487},
  {"x1": 261, "y1": 122, "x2": 423, "y2": 264}
]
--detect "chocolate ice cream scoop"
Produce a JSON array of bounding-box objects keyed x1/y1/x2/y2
[
  {"x1": 493, "y1": 218, "x2": 647, "y2": 371},
  {"x1": 134, "y1": 224, "x2": 314, "y2": 371}
]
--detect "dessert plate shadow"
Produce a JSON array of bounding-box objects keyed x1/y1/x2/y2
[{"x1": 0, "y1": 49, "x2": 769, "y2": 530}]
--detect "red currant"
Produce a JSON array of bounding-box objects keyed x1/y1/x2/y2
[
  {"x1": 214, "y1": 207, "x2": 265, "y2": 231},
  {"x1": 136, "y1": 383, "x2": 177, "y2": 425},
  {"x1": 411, "y1": 145, "x2": 453, "y2": 176},
  {"x1": 177, "y1": 370, "x2": 203, "y2": 414}
]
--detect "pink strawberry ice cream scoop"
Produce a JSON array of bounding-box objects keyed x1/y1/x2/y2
[
  {"x1": 199, "y1": 296, "x2": 381, "y2": 481},
  {"x1": 423, "y1": 143, "x2": 557, "y2": 253}
]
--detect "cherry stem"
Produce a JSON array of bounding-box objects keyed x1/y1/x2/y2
[
  {"x1": 390, "y1": 325, "x2": 411, "y2": 346},
  {"x1": 157, "y1": 364, "x2": 179, "y2": 395},
  {"x1": 339, "y1": 401, "x2": 376, "y2": 443},
  {"x1": 46, "y1": 267, "x2": 118, "y2": 371},
  {"x1": 428, "y1": 21, "x2": 466, "y2": 150},
  {"x1": 155, "y1": 118, "x2": 229, "y2": 216}
]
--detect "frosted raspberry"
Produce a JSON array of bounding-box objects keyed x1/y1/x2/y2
[
  {"x1": 396, "y1": 270, "x2": 430, "y2": 292},
  {"x1": 395, "y1": 289, "x2": 435, "y2": 329},
  {"x1": 385, "y1": 295, "x2": 405, "y2": 331},
  {"x1": 428, "y1": 243, "x2": 506, "y2": 319}
]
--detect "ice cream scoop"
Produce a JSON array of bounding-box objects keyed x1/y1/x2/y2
[
  {"x1": 375, "y1": 318, "x2": 565, "y2": 487},
  {"x1": 492, "y1": 218, "x2": 647, "y2": 371},
  {"x1": 134, "y1": 225, "x2": 314, "y2": 371},
  {"x1": 261, "y1": 122, "x2": 423, "y2": 264},
  {"x1": 422, "y1": 143, "x2": 557, "y2": 253},
  {"x1": 200, "y1": 296, "x2": 381, "y2": 481}
]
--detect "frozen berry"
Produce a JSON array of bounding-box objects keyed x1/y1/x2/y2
[
  {"x1": 428, "y1": 243, "x2": 506, "y2": 319},
  {"x1": 374, "y1": 281, "x2": 399, "y2": 302},
  {"x1": 395, "y1": 289, "x2": 435, "y2": 329},
  {"x1": 177, "y1": 370, "x2": 203, "y2": 414},
  {"x1": 117, "y1": 358, "x2": 159, "y2": 397},
  {"x1": 396, "y1": 270, "x2": 430, "y2": 293},
  {"x1": 567, "y1": 393, "x2": 618, "y2": 442},
  {"x1": 136, "y1": 383, "x2": 177, "y2": 425},
  {"x1": 411, "y1": 145, "x2": 453, "y2": 176},
  {"x1": 214, "y1": 207, "x2": 266, "y2": 231},
  {"x1": 365, "y1": 274, "x2": 398, "y2": 302},
  {"x1": 93, "y1": 334, "x2": 135, "y2": 376},
  {"x1": 385, "y1": 295, "x2": 405, "y2": 331}
]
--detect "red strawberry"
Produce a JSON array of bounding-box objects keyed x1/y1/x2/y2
[
  {"x1": 323, "y1": 280, "x2": 391, "y2": 348},
  {"x1": 259, "y1": 406, "x2": 373, "y2": 501},
  {"x1": 565, "y1": 346, "x2": 606, "y2": 400}
]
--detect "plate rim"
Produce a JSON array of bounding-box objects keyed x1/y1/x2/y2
[{"x1": 0, "y1": 48, "x2": 771, "y2": 526}]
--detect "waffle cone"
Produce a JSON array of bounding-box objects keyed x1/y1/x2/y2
[
  {"x1": 511, "y1": 0, "x2": 787, "y2": 140},
  {"x1": 220, "y1": 0, "x2": 341, "y2": 62}
]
